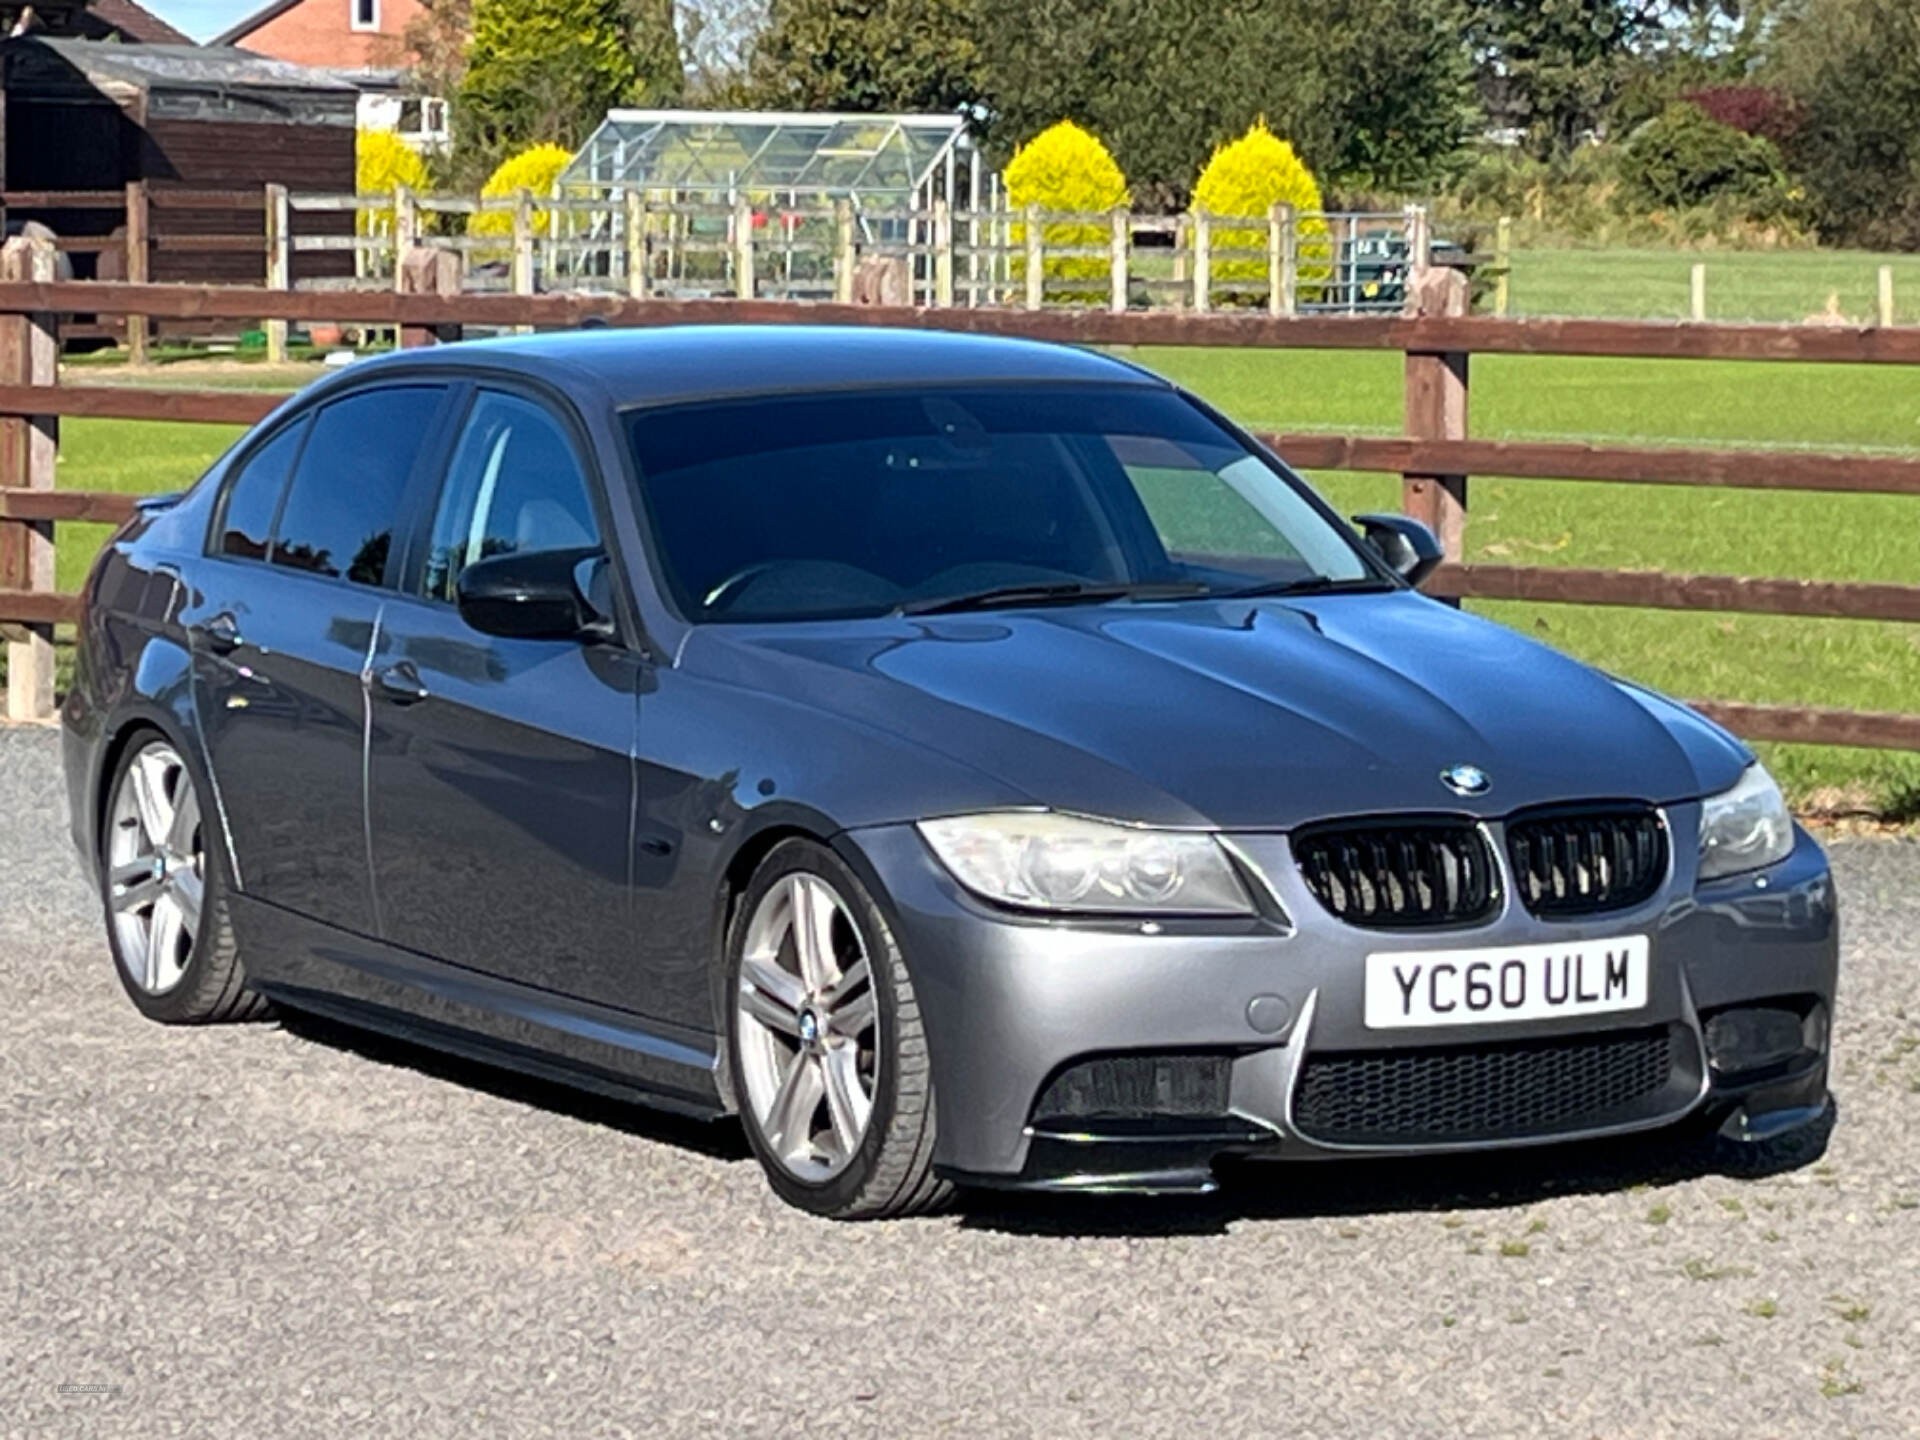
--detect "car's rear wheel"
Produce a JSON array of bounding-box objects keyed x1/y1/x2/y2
[
  {"x1": 726, "y1": 839, "x2": 951, "y2": 1219},
  {"x1": 101, "y1": 732, "x2": 268, "y2": 1024}
]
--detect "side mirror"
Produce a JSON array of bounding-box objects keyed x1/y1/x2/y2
[
  {"x1": 455, "y1": 547, "x2": 614, "y2": 642},
  {"x1": 1353, "y1": 512, "x2": 1443, "y2": 588}
]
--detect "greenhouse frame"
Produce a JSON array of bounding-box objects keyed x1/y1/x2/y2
[{"x1": 560, "y1": 109, "x2": 976, "y2": 210}]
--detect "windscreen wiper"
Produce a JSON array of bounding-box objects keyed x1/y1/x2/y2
[
  {"x1": 1223, "y1": 575, "x2": 1397, "y2": 600},
  {"x1": 897, "y1": 579, "x2": 1215, "y2": 616}
]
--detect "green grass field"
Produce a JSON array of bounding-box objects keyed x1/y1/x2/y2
[
  {"x1": 1508, "y1": 247, "x2": 1920, "y2": 325},
  {"x1": 43, "y1": 345, "x2": 1920, "y2": 815}
]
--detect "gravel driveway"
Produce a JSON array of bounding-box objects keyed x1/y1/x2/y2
[{"x1": 3, "y1": 724, "x2": 1917, "y2": 1438}]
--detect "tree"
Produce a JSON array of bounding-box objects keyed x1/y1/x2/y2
[
  {"x1": 458, "y1": 0, "x2": 684, "y2": 158},
  {"x1": 979, "y1": 0, "x2": 1475, "y2": 208},
  {"x1": 1769, "y1": 0, "x2": 1920, "y2": 248},
  {"x1": 746, "y1": 0, "x2": 985, "y2": 112},
  {"x1": 1465, "y1": 1, "x2": 1755, "y2": 158}
]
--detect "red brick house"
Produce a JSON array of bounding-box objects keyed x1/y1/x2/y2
[{"x1": 212, "y1": 0, "x2": 428, "y2": 71}]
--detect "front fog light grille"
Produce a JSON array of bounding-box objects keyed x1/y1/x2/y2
[
  {"x1": 1030, "y1": 1054, "x2": 1233, "y2": 1124},
  {"x1": 1292, "y1": 819, "x2": 1498, "y2": 929}
]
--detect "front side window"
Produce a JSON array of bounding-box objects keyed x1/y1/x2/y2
[
  {"x1": 420, "y1": 390, "x2": 601, "y2": 604},
  {"x1": 215, "y1": 417, "x2": 308, "y2": 561},
  {"x1": 626, "y1": 385, "x2": 1373, "y2": 622},
  {"x1": 271, "y1": 385, "x2": 444, "y2": 587}
]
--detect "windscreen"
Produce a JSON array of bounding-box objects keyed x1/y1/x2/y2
[{"x1": 627, "y1": 385, "x2": 1372, "y2": 622}]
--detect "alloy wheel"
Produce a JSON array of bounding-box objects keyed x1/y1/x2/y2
[
  {"x1": 105, "y1": 741, "x2": 205, "y2": 996},
  {"x1": 735, "y1": 872, "x2": 880, "y2": 1182}
]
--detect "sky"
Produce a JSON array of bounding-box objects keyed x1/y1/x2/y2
[{"x1": 148, "y1": 0, "x2": 263, "y2": 43}]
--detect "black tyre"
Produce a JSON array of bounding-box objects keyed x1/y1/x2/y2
[
  {"x1": 725, "y1": 838, "x2": 951, "y2": 1219},
  {"x1": 99, "y1": 730, "x2": 269, "y2": 1024}
]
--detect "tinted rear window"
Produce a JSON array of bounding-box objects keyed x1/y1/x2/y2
[
  {"x1": 216, "y1": 418, "x2": 307, "y2": 561},
  {"x1": 271, "y1": 386, "x2": 445, "y2": 586}
]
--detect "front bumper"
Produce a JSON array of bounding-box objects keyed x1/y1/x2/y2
[{"x1": 841, "y1": 807, "x2": 1838, "y2": 1190}]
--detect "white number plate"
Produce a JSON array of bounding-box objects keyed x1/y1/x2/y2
[{"x1": 1363, "y1": 936, "x2": 1650, "y2": 1030}]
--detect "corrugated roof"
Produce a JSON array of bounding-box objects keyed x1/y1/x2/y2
[{"x1": 11, "y1": 36, "x2": 358, "y2": 91}]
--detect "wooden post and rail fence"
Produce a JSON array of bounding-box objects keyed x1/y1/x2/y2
[{"x1": 2, "y1": 255, "x2": 1919, "y2": 755}]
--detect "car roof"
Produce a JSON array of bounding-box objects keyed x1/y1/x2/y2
[{"x1": 339, "y1": 324, "x2": 1166, "y2": 408}]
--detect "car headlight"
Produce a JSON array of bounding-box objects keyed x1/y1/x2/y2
[
  {"x1": 917, "y1": 812, "x2": 1254, "y2": 915},
  {"x1": 1698, "y1": 763, "x2": 1794, "y2": 881}
]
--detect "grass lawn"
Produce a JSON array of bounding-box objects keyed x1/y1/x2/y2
[
  {"x1": 42, "y1": 348, "x2": 1920, "y2": 815},
  {"x1": 1508, "y1": 247, "x2": 1920, "y2": 325}
]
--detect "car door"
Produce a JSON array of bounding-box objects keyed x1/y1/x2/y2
[
  {"x1": 187, "y1": 383, "x2": 451, "y2": 936},
  {"x1": 366, "y1": 386, "x2": 646, "y2": 1008}
]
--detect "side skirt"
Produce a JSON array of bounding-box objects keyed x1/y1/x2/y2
[{"x1": 233, "y1": 892, "x2": 726, "y2": 1119}]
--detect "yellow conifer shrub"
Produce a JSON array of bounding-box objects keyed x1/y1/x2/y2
[
  {"x1": 1003, "y1": 120, "x2": 1129, "y2": 302},
  {"x1": 1191, "y1": 122, "x2": 1332, "y2": 302},
  {"x1": 356, "y1": 128, "x2": 429, "y2": 238},
  {"x1": 468, "y1": 143, "x2": 577, "y2": 239}
]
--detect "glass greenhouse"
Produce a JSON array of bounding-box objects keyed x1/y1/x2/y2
[{"x1": 560, "y1": 109, "x2": 976, "y2": 209}]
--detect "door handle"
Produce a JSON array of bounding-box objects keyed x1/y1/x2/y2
[
  {"x1": 194, "y1": 612, "x2": 244, "y2": 655},
  {"x1": 368, "y1": 661, "x2": 430, "y2": 706}
]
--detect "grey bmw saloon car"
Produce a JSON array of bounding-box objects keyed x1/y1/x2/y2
[{"x1": 63, "y1": 325, "x2": 1836, "y2": 1218}]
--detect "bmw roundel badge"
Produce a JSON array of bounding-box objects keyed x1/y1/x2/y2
[{"x1": 1440, "y1": 764, "x2": 1491, "y2": 797}]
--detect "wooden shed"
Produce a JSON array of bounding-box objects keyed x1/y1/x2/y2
[{"x1": 0, "y1": 37, "x2": 356, "y2": 288}]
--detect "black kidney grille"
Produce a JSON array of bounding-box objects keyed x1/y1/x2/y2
[
  {"x1": 1292, "y1": 1026, "x2": 1676, "y2": 1146},
  {"x1": 1506, "y1": 807, "x2": 1668, "y2": 918},
  {"x1": 1292, "y1": 821, "x2": 1498, "y2": 929}
]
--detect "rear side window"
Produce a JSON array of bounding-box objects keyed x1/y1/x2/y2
[
  {"x1": 270, "y1": 385, "x2": 445, "y2": 586},
  {"x1": 216, "y1": 419, "x2": 307, "y2": 561}
]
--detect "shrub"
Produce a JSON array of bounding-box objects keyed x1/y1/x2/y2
[
  {"x1": 356, "y1": 128, "x2": 430, "y2": 238},
  {"x1": 1619, "y1": 102, "x2": 1793, "y2": 220},
  {"x1": 1003, "y1": 120, "x2": 1128, "y2": 302},
  {"x1": 1682, "y1": 86, "x2": 1804, "y2": 148},
  {"x1": 467, "y1": 142, "x2": 575, "y2": 240},
  {"x1": 1190, "y1": 120, "x2": 1332, "y2": 301}
]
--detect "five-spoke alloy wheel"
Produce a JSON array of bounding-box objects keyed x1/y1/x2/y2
[
  {"x1": 106, "y1": 739, "x2": 204, "y2": 997},
  {"x1": 100, "y1": 732, "x2": 267, "y2": 1024},
  {"x1": 735, "y1": 871, "x2": 879, "y2": 1182},
  {"x1": 726, "y1": 840, "x2": 950, "y2": 1218}
]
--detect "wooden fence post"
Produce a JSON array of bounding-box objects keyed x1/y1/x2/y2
[
  {"x1": 1493, "y1": 216, "x2": 1511, "y2": 317},
  {"x1": 733, "y1": 193, "x2": 755, "y2": 300},
  {"x1": 625, "y1": 188, "x2": 648, "y2": 299},
  {"x1": 123, "y1": 180, "x2": 149, "y2": 363},
  {"x1": 1278, "y1": 204, "x2": 1297, "y2": 317},
  {"x1": 1110, "y1": 206, "x2": 1129, "y2": 315},
  {"x1": 1406, "y1": 204, "x2": 1430, "y2": 273},
  {"x1": 1690, "y1": 262, "x2": 1707, "y2": 322},
  {"x1": 399, "y1": 245, "x2": 463, "y2": 348},
  {"x1": 511, "y1": 188, "x2": 534, "y2": 297},
  {"x1": 1878, "y1": 265, "x2": 1894, "y2": 327},
  {"x1": 393, "y1": 184, "x2": 418, "y2": 292},
  {"x1": 1403, "y1": 266, "x2": 1471, "y2": 590},
  {"x1": 1191, "y1": 209, "x2": 1211, "y2": 314},
  {"x1": 833, "y1": 199, "x2": 855, "y2": 304},
  {"x1": 933, "y1": 196, "x2": 954, "y2": 307},
  {"x1": 264, "y1": 182, "x2": 289, "y2": 363},
  {"x1": 1266, "y1": 204, "x2": 1283, "y2": 317},
  {"x1": 0, "y1": 234, "x2": 59, "y2": 721},
  {"x1": 1024, "y1": 203, "x2": 1043, "y2": 310}
]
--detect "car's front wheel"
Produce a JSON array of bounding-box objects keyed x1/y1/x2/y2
[
  {"x1": 726, "y1": 839, "x2": 951, "y2": 1219},
  {"x1": 100, "y1": 731, "x2": 268, "y2": 1024}
]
